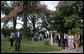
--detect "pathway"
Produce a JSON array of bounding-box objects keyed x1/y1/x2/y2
[{"x1": 35, "y1": 43, "x2": 83, "y2": 53}]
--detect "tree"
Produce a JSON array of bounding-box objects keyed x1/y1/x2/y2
[
  {"x1": 26, "y1": 4, "x2": 52, "y2": 37},
  {"x1": 1, "y1": 1, "x2": 52, "y2": 39},
  {"x1": 23, "y1": 1, "x2": 40, "y2": 39},
  {"x1": 51, "y1": 1, "x2": 83, "y2": 34},
  {"x1": 1, "y1": 1, "x2": 40, "y2": 39},
  {"x1": 1, "y1": 1, "x2": 17, "y2": 33}
]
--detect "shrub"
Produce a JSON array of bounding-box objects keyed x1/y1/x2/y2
[
  {"x1": 68, "y1": 27, "x2": 81, "y2": 34},
  {"x1": 20, "y1": 27, "x2": 31, "y2": 39},
  {"x1": 1, "y1": 27, "x2": 11, "y2": 38},
  {"x1": 38, "y1": 30, "x2": 46, "y2": 34},
  {"x1": 34, "y1": 35, "x2": 38, "y2": 41},
  {"x1": 43, "y1": 38, "x2": 50, "y2": 45}
]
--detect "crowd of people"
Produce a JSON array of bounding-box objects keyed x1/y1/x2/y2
[
  {"x1": 56, "y1": 33, "x2": 81, "y2": 51},
  {"x1": 38, "y1": 30, "x2": 81, "y2": 51},
  {"x1": 9, "y1": 29, "x2": 81, "y2": 52}
]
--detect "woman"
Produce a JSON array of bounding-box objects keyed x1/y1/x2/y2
[
  {"x1": 71, "y1": 34, "x2": 74, "y2": 49},
  {"x1": 10, "y1": 31, "x2": 15, "y2": 46},
  {"x1": 39, "y1": 33, "x2": 43, "y2": 40},
  {"x1": 49, "y1": 31, "x2": 53, "y2": 45},
  {"x1": 68, "y1": 34, "x2": 73, "y2": 50},
  {"x1": 74, "y1": 34, "x2": 80, "y2": 51}
]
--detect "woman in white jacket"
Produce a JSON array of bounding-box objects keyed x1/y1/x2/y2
[
  {"x1": 71, "y1": 34, "x2": 74, "y2": 49},
  {"x1": 10, "y1": 31, "x2": 15, "y2": 46}
]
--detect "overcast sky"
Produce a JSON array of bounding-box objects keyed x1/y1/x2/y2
[
  {"x1": 41, "y1": 1, "x2": 59, "y2": 11},
  {"x1": 1, "y1": 1, "x2": 59, "y2": 29}
]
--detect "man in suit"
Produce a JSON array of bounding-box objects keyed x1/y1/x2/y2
[
  {"x1": 60, "y1": 33, "x2": 64, "y2": 49},
  {"x1": 43, "y1": 32, "x2": 46, "y2": 39},
  {"x1": 49, "y1": 31, "x2": 54, "y2": 38},
  {"x1": 56, "y1": 33, "x2": 61, "y2": 47},
  {"x1": 65, "y1": 34, "x2": 68, "y2": 48},
  {"x1": 15, "y1": 29, "x2": 22, "y2": 51},
  {"x1": 62, "y1": 33, "x2": 66, "y2": 49}
]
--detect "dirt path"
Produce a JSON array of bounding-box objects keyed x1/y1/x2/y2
[
  {"x1": 43, "y1": 47, "x2": 83, "y2": 53},
  {"x1": 35, "y1": 43, "x2": 83, "y2": 53}
]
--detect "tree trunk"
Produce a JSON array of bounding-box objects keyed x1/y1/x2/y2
[
  {"x1": 13, "y1": 17, "x2": 16, "y2": 33},
  {"x1": 23, "y1": 1, "x2": 28, "y2": 39},
  {"x1": 33, "y1": 19, "x2": 35, "y2": 32},
  {"x1": 32, "y1": 16, "x2": 36, "y2": 37},
  {"x1": 32, "y1": 22, "x2": 35, "y2": 37}
]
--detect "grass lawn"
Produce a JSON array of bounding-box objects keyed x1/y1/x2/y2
[{"x1": 1, "y1": 38, "x2": 60, "y2": 53}]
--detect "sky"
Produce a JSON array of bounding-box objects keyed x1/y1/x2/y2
[
  {"x1": 1, "y1": 1, "x2": 59, "y2": 29},
  {"x1": 41, "y1": 1, "x2": 59, "y2": 11}
]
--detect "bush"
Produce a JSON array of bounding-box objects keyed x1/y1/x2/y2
[
  {"x1": 1, "y1": 27, "x2": 11, "y2": 38},
  {"x1": 68, "y1": 27, "x2": 82, "y2": 34},
  {"x1": 38, "y1": 30, "x2": 46, "y2": 34},
  {"x1": 34, "y1": 35, "x2": 38, "y2": 41},
  {"x1": 43, "y1": 38, "x2": 50, "y2": 45},
  {"x1": 20, "y1": 27, "x2": 31, "y2": 39}
]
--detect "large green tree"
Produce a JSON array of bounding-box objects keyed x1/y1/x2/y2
[{"x1": 51, "y1": 1, "x2": 83, "y2": 34}]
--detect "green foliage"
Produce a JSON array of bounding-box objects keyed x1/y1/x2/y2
[
  {"x1": 64, "y1": 14, "x2": 81, "y2": 28},
  {"x1": 50, "y1": 1, "x2": 83, "y2": 33},
  {"x1": 68, "y1": 27, "x2": 83, "y2": 35},
  {"x1": 1, "y1": 26, "x2": 11, "y2": 38},
  {"x1": 34, "y1": 35, "x2": 38, "y2": 41},
  {"x1": 1, "y1": 1, "x2": 13, "y2": 15},
  {"x1": 80, "y1": 28, "x2": 83, "y2": 38},
  {"x1": 20, "y1": 27, "x2": 31, "y2": 39},
  {"x1": 1, "y1": 1, "x2": 83, "y2": 40},
  {"x1": 68, "y1": 28, "x2": 77, "y2": 34},
  {"x1": 1, "y1": 1, "x2": 16, "y2": 31},
  {"x1": 38, "y1": 30, "x2": 46, "y2": 34}
]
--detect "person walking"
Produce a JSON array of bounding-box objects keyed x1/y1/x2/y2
[
  {"x1": 68, "y1": 34, "x2": 73, "y2": 50},
  {"x1": 74, "y1": 34, "x2": 80, "y2": 51},
  {"x1": 65, "y1": 34, "x2": 68, "y2": 48},
  {"x1": 46, "y1": 30, "x2": 49, "y2": 38},
  {"x1": 54, "y1": 32, "x2": 58, "y2": 43},
  {"x1": 77, "y1": 31, "x2": 81, "y2": 47},
  {"x1": 56, "y1": 33, "x2": 61, "y2": 47},
  {"x1": 10, "y1": 30, "x2": 15, "y2": 46},
  {"x1": 39, "y1": 33, "x2": 43, "y2": 41},
  {"x1": 61, "y1": 33, "x2": 65, "y2": 49},
  {"x1": 72, "y1": 34, "x2": 75, "y2": 49},
  {"x1": 62, "y1": 33, "x2": 66, "y2": 49},
  {"x1": 49, "y1": 31, "x2": 53, "y2": 45},
  {"x1": 15, "y1": 29, "x2": 22, "y2": 51}
]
